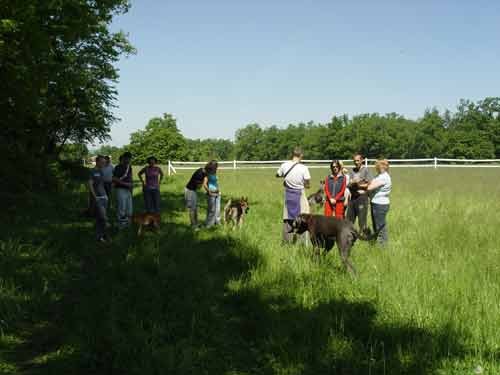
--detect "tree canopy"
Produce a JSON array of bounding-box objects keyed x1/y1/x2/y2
[{"x1": 0, "y1": 0, "x2": 134, "y2": 192}]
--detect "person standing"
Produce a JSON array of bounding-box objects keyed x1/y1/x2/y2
[
  {"x1": 184, "y1": 162, "x2": 210, "y2": 229},
  {"x1": 88, "y1": 155, "x2": 109, "y2": 242},
  {"x1": 138, "y1": 156, "x2": 163, "y2": 213},
  {"x1": 324, "y1": 160, "x2": 347, "y2": 219},
  {"x1": 365, "y1": 159, "x2": 392, "y2": 246},
  {"x1": 347, "y1": 153, "x2": 373, "y2": 235},
  {"x1": 203, "y1": 160, "x2": 221, "y2": 228},
  {"x1": 113, "y1": 152, "x2": 133, "y2": 228},
  {"x1": 276, "y1": 147, "x2": 311, "y2": 243},
  {"x1": 101, "y1": 155, "x2": 114, "y2": 201}
]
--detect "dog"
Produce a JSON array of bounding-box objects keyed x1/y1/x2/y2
[
  {"x1": 289, "y1": 213, "x2": 359, "y2": 275},
  {"x1": 131, "y1": 212, "x2": 160, "y2": 236},
  {"x1": 224, "y1": 197, "x2": 249, "y2": 229},
  {"x1": 307, "y1": 180, "x2": 326, "y2": 206}
]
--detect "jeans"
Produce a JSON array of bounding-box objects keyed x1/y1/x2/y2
[
  {"x1": 144, "y1": 187, "x2": 160, "y2": 213},
  {"x1": 347, "y1": 194, "x2": 370, "y2": 234},
  {"x1": 184, "y1": 188, "x2": 198, "y2": 227},
  {"x1": 95, "y1": 196, "x2": 108, "y2": 240},
  {"x1": 206, "y1": 194, "x2": 221, "y2": 227},
  {"x1": 116, "y1": 188, "x2": 133, "y2": 228},
  {"x1": 371, "y1": 203, "x2": 390, "y2": 245}
]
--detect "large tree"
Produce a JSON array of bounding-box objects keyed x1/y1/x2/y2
[
  {"x1": 0, "y1": 0, "x2": 134, "y2": 191},
  {"x1": 128, "y1": 114, "x2": 189, "y2": 164}
]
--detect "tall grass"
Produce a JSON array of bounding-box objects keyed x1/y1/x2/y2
[{"x1": 0, "y1": 168, "x2": 499, "y2": 374}]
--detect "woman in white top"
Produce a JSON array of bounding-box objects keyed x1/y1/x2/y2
[{"x1": 365, "y1": 159, "x2": 392, "y2": 245}]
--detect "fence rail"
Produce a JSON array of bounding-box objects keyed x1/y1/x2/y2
[{"x1": 167, "y1": 157, "x2": 500, "y2": 175}]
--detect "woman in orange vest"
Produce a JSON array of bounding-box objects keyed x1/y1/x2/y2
[{"x1": 324, "y1": 160, "x2": 346, "y2": 218}]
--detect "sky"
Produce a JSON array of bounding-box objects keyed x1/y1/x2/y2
[{"x1": 107, "y1": 0, "x2": 500, "y2": 146}]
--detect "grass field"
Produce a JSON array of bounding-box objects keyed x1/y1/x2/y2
[{"x1": 1, "y1": 167, "x2": 499, "y2": 374}]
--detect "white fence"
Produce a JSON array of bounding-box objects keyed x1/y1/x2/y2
[{"x1": 167, "y1": 158, "x2": 500, "y2": 175}]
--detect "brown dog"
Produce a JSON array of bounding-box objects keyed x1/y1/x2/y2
[
  {"x1": 224, "y1": 197, "x2": 249, "y2": 229},
  {"x1": 290, "y1": 213, "x2": 359, "y2": 275},
  {"x1": 131, "y1": 212, "x2": 160, "y2": 236}
]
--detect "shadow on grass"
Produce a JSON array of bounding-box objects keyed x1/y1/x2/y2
[{"x1": 0, "y1": 189, "x2": 468, "y2": 374}]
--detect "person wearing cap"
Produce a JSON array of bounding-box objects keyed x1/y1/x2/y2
[
  {"x1": 113, "y1": 152, "x2": 133, "y2": 228},
  {"x1": 276, "y1": 147, "x2": 311, "y2": 243},
  {"x1": 138, "y1": 156, "x2": 163, "y2": 213},
  {"x1": 363, "y1": 159, "x2": 392, "y2": 246}
]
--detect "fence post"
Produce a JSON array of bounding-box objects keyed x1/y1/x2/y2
[
  {"x1": 434, "y1": 157, "x2": 437, "y2": 169},
  {"x1": 365, "y1": 158, "x2": 368, "y2": 167},
  {"x1": 168, "y1": 160, "x2": 171, "y2": 176},
  {"x1": 233, "y1": 160, "x2": 237, "y2": 170}
]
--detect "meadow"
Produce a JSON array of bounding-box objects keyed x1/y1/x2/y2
[{"x1": 0, "y1": 167, "x2": 499, "y2": 374}]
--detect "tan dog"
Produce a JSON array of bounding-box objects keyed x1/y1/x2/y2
[
  {"x1": 224, "y1": 197, "x2": 249, "y2": 229},
  {"x1": 131, "y1": 212, "x2": 160, "y2": 236}
]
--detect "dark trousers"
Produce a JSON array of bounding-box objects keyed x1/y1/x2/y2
[
  {"x1": 95, "y1": 197, "x2": 108, "y2": 240},
  {"x1": 371, "y1": 203, "x2": 390, "y2": 245},
  {"x1": 347, "y1": 194, "x2": 369, "y2": 234},
  {"x1": 144, "y1": 188, "x2": 160, "y2": 213},
  {"x1": 104, "y1": 182, "x2": 112, "y2": 199}
]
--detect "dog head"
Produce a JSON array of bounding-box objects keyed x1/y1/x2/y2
[
  {"x1": 289, "y1": 213, "x2": 312, "y2": 234},
  {"x1": 239, "y1": 196, "x2": 249, "y2": 214}
]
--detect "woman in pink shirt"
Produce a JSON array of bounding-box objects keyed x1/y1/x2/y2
[{"x1": 138, "y1": 156, "x2": 164, "y2": 213}]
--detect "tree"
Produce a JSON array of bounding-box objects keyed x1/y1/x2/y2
[
  {"x1": 0, "y1": 1, "x2": 134, "y2": 192},
  {"x1": 128, "y1": 114, "x2": 189, "y2": 164}
]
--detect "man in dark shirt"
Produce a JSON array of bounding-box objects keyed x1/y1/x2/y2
[
  {"x1": 113, "y1": 152, "x2": 133, "y2": 228},
  {"x1": 184, "y1": 165, "x2": 208, "y2": 228},
  {"x1": 88, "y1": 155, "x2": 109, "y2": 242},
  {"x1": 347, "y1": 153, "x2": 372, "y2": 235}
]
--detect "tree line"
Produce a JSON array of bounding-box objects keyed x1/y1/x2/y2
[{"x1": 94, "y1": 97, "x2": 500, "y2": 165}]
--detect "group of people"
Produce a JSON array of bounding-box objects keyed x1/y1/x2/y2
[
  {"x1": 278, "y1": 148, "x2": 392, "y2": 245},
  {"x1": 87, "y1": 152, "x2": 163, "y2": 242},
  {"x1": 87, "y1": 148, "x2": 391, "y2": 246}
]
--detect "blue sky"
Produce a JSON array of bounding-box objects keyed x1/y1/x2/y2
[{"x1": 108, "y1": 0, "x2": 500, "y2": 146}]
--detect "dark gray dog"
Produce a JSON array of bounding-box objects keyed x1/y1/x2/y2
[{"x1": 289, "y1": 213, "x2": 360, "y2": 275}]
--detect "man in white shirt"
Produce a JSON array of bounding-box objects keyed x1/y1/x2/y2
[{"x1": 276, "y1": 147, "x2": 311, "y2": 243}]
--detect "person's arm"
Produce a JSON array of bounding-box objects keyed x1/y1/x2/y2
[
  {"x1": 334, "y1": 176, "x2": 347, "y2": 201},
  {"x1": 138, "y1": 167, "x2": 146, "y2": 187},
  {"x1": 324, "y1": 177, "x2": 334, "y2": 204},
  {"x1": 366, "y1": 177, "x2": 384, "y2": 191},
  {"x1": 303, "y1": 167, "x2": 311, "y2": 189},
  {"x1": 275, "y1": 165, "x2": 284, "y2": 178},
  {"x1": 158, "y1": 167, "x2": 164, "y2": 184},
  {"x1": 88, "y1": 177, "x2": 96, "y2": 199},
  {"x1": 202, "y1": 176, "x2": 210, "y2": 194}
]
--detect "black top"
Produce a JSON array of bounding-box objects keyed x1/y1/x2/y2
[
  {"x1": 186, "y1": 168, "x2": 206, "y2": 190},
  {"x1": 113, "y1": 163, "x2": 132, "y2": 190}
]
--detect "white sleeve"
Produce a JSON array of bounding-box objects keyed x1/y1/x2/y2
[
  {"x1": 276, "y1": 163, "x2": 284, "y2": 177},
  {"x1": 303, "y1": 166, "x2": 311, "y2": 180}
]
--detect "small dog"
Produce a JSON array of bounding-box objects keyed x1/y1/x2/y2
[
  {"x1": 307, "y1": 180, "x2": 325, "y2": 206},
  {"x1": 131, "y1": 212, "x2": 160, "y2": 236},
  {"x1": 289, "y1": 213, "x2": 359, "y2": 275},
  {"x1": 224, "y1": 197, "x2": 249, "y2": 229}
]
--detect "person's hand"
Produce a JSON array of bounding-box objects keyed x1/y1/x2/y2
[{"x1": 330, "y1": 198, "x2": 336, "y2": 204}]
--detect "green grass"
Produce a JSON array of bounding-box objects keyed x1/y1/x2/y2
[{"x1": 1, "y1": 168, "x2": 499, "y2": 374}]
